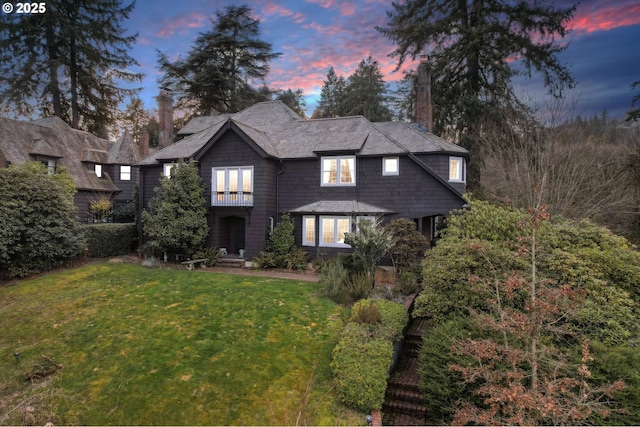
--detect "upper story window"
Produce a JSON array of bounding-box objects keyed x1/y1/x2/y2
[
  {"x1": 95, "y1": 164, "x2": 102, "y2": 178},
  {"x1": 212, "y1": 166, "x2": 253, "y2": 206},
  {"x1": 120, "y1": 165, "x2": 131, "y2": 181},
  {"x1": 383, "y1": 157, "x2": 399, "y2": 176},
  {"x1": 449, "y1": 157, "x2": 466, "y2": 183},
  {"x1": 37, "y1": 157, "x2": 56, "y2": 174},
  {"x1": 321, "y1": 156, "x2": 356, "y2": 186}
]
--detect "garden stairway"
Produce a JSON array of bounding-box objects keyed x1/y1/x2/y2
[{"x1": 382, "y1": 317, "x2": 434, "y2": 426}]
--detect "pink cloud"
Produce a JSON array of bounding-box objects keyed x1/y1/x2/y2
[
  {"x1": 570, "y1": 1, "x2": 640, "y2": 33},
  {"x1": 263, "y1": 2, "x2": 306, "y2": 24},
  {"x1": 155, "y1": 12, "x2": 208, "y2": 38}
]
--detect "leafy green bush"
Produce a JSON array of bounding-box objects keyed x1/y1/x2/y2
[
  {"x1": 344, "y1": 271, "x2": 372, "y2": 301},
  {"x1": 84, "y1": 223, "x2": 137, "y2": 257},
  {"x1": 332, "y1": 298, "x2": 408, "y2": 411},
  {"x1": 253, "y1": 214, "x2": 308, "y2": 270},
  {"x1": 385, "y1": 218, "x2": 428, "y2": 277},
  {"x1": 418, "y1": 317, "x2": 483, "y2": 422},
  {"x1": 397, "y1": 271, "x2": 420, "y2": 295},
  {"x1": 318, "y1": 256, "x2": 350, "y2": 303},
  {"x1": 0, "y1": 162, "x2": 85, "y2": 278},
  {"x1": 351, "y1": 298, "x2": 408, "y2": 342},
  {"x1": 331, "y1": 322, "x2": 392, "y2": 412},
  {"x1": 192, "y1": 247, "x2": 222, "y2": 266}
]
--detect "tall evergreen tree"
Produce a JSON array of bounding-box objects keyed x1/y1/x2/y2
[
  {"x1": 0, "y1": 0, "x2": 142, "y2": 137},
  {"x1": 274, "y1": 88, "x2": 306, "y2": 117},
  {"x1": 142, "y1": 160, "x2": 209, "y2": 258},
  {"x1": 158, "y1": 5, "x2": 281, "y2": 115},
  {"x1": 313, "y1": 67, "x2": 347, "y2": 118},
  {"x1": 627, "y1": 80, "x2": 640, "y2": 122},
  {"x1": 341, "y1": 57, "x2": 393, "y2": 122},
  {"x1": 377, "y1": 0, "x2": 576, "y2": 188}
]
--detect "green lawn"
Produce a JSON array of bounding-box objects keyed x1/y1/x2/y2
[{"x1": 0, "y1": 262, "x2": 363, "y2": 425}]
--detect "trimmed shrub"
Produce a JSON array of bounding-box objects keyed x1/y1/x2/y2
[
  {"x1": 386, "y1": 218, "x2": 428, "y2": 277},
  {"x1": 331, "y1": 322, "x2": 392, "y2": 412},
  {"x1": 0, "y1": 162, "x2": 85, "y2": 278},
  {"x1": 253, "y1": 214, "x2": 309, "y2": 270},
  {"x1": 332, "y1": 298, "x2": 408, "y2": 412},
  {"x1": 84, "y1": 223, "x2": 137, "y2": 257},
  {"x1": 351, "y1": 298, "x2": 408, "y2": 342}
]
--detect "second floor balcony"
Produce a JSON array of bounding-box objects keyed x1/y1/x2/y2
[{"x1": 211, "y1": 191, "x2": 253, "y2": 207}]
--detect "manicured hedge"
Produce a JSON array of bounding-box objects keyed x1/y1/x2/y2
[
  {"x1": 331, "y1": 298, "x2": 408, "y2": 411},
  {"x1": 84, "y1": 223, "x2": 137, "y2": 258}
]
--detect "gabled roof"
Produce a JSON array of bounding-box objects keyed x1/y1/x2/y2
[
  {"x1": 0, "y1": 116, "x2": 137, "y2": 192},
  {"x1": 138, "y1": 100, "x2": 468, "y2": 165}
]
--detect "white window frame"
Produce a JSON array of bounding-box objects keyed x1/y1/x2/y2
[
  {"x1": 163, "y1": 162, "x2": 177, "y2": 177},
  {"x1": 211, "y1": 166, "x2": 254, "y2": 206},
  {"x1": 120, "y1": 165, "x2": 131, "y2": 181},
  {"x1": 449, "y1": 156, "x2": 466, "y2": 183},
  {"x1": 95, "y1": 164, "x2": 102, "y2": 178},
  {"x1": 302, "y1": 215, "x2": 316, "y2": 246},
  {"x1": 320, "y1": 155, "x2": 356, "y2": 186},
  {"x1": 319, "y1": 216, "x2": 352, "y2": 247},
  {"x1": 382, "y1": 157, "x2": 399, "y2": 176}
]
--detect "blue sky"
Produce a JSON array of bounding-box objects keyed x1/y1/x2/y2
[{"x1": 127, "y1": 0, "x2": 640, "y2": 119}]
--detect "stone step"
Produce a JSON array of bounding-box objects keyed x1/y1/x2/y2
[
  {"x1": 385, "y1": 386, "x2": 423, "y2": 404},
  {"x1": 217, "y1": 256, "x2": 245, "y2": 268},
  {"x1": 382, "y1": 399, "x2": 428, "y2": 415}
]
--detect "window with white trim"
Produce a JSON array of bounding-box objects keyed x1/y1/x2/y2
[
  {"x1": 382, "y1": 157, "x2": 399, "y2": 176},
  {"x1": 302, "y1": 216, "x2": 316, "y2": 246},
  {"x1": 321, "y1": 156, "x2": 356, "y2": 186},
  {"x1": 212, "y1": 166, "x2": 253, "y2": 206},
  {"x1": 320, "y1": 216, "x2": 352, "y2": 247},
  {"x1": 95, "y1": 164, "x2": 102, "y2": 178},
  {"x1": 449, "y1": 157, "x2": 465, "y2": 182},
  {"x1": 163, "y1": 162, "x2": 177, "y2": 177},
  {"x1": 120, "y1": 165, "x2": 131, "y2": 181}
]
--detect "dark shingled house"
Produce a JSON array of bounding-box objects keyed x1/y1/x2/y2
[
  {"x1": 137, "y1": 100, "x2": 468, "y2": 260},
  {"x1": 0, "y1": 116, "x2": 141, "y2": 222}
]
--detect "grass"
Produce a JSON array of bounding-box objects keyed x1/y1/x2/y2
[{"x1": 0, "y1": 262, "x2": 364, "y2": 425}]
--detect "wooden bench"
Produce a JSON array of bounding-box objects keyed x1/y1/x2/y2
[{"x1": 181, "y1": 259, "x2": 208, "y2": 270}]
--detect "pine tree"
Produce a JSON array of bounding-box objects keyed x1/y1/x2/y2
[
  {"x1": 314, "y1": 67, "x2": 347, "y2": 118},
  {"x1": 158, "y1": 5, "x2": 281, "y2": 115},
  {"x1": 377, "y1": 0, "x2": 576, "y2": 188},
  {"x1": 0, "y1": 0, "x2": 142, "y2": 136},
  {"x1": 341, "y1": 57, "x2": 393, "y2": 122}
]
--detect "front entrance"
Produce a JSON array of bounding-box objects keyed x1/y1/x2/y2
[{"x1": 219, "y1": 215, "x2": 246, "y2": 255}]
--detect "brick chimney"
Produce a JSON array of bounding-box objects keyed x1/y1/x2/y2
[
  {"x1": 139, "y1": 126, "x2": 149, "y2": 158},
  {"x1": 157, "y1": 89, "x2": 174, "y2": 149},
  {"x1": 415, "y1": 56, "x2": 433, "y2": 132}
]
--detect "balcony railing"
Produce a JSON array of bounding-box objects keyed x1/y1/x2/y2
[{"x1": 211, "y1": 191, "x2": 253, "y2": 207}]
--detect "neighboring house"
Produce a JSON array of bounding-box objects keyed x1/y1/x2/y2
[
  {"x1": 138, "y1": 100, "x2": 468, "y2": 260},
  {"x1": 0, "y1": 116, "x2": 141, "y2": 222}
]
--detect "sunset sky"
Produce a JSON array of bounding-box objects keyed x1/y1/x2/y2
[{"x1": 128, "y1": 0, "x2": 640, "y2": 119}]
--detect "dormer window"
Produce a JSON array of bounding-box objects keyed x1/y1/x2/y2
[
  {"x1": 321, "y1": 156, "x2": 355, "y2": 186},
  {"x1": 120, "y1": 165, "x2": 131, "y2": 181},
  {"x1": 36, "y1": 157, "x2": 56, "y2": 174},
  {"x1": 163, "y1": 163, "x2": 177, "y2": 177},
  {"x1": 95, "y1": 164, "x2": 102, "y2": 178},
  {"x1": 449, "y1": 157, "x2": 465, "y2": 183}
]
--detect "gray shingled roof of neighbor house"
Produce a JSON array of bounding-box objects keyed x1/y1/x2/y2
[
  {"x1": 138, "y1": 101, "x2": 468, "y2": 165},
  {"x1": 0, "y1": 116, "x2": 124, "y2": 192}
]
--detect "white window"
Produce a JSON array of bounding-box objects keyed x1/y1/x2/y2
[
  {"x1": 320, "y1": 216, "x2": 352, "y2": 247},
  {"x1": 95, "y1": 164, "x2": 102, "y2": 178},
  {"x1": 302, "y1": 216, "x2": 316, "y2": 246},
  {"x1": 449, "y1": 157, "x2": 465, "y2": 182},
  {"x1": 383, "y1": 157, "x2": 399, "y2": 176},
  {"x1": 163, "y1": 163, "x2": 177, "y2": 177},
  {"x1": 321, "y1": 156, "x2": 356, "y2": 186},
  {"x1": 120, "y1": 165, "x2": 131, "y2": 181},
  {"x1": 212, "y1": 166, "x2": 253, "y2": 206}
]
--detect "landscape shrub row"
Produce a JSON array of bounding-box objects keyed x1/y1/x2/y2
[
  {"x1": 84, "y1": 223, "x2": 137, "y2": 258},
  {"x1": 331, "y1": 298, "x2": 408, "y2": 411}
]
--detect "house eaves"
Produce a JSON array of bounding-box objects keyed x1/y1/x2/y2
[{"x1": 288, "y1": 200, "x2": 395, "y2": 215}]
